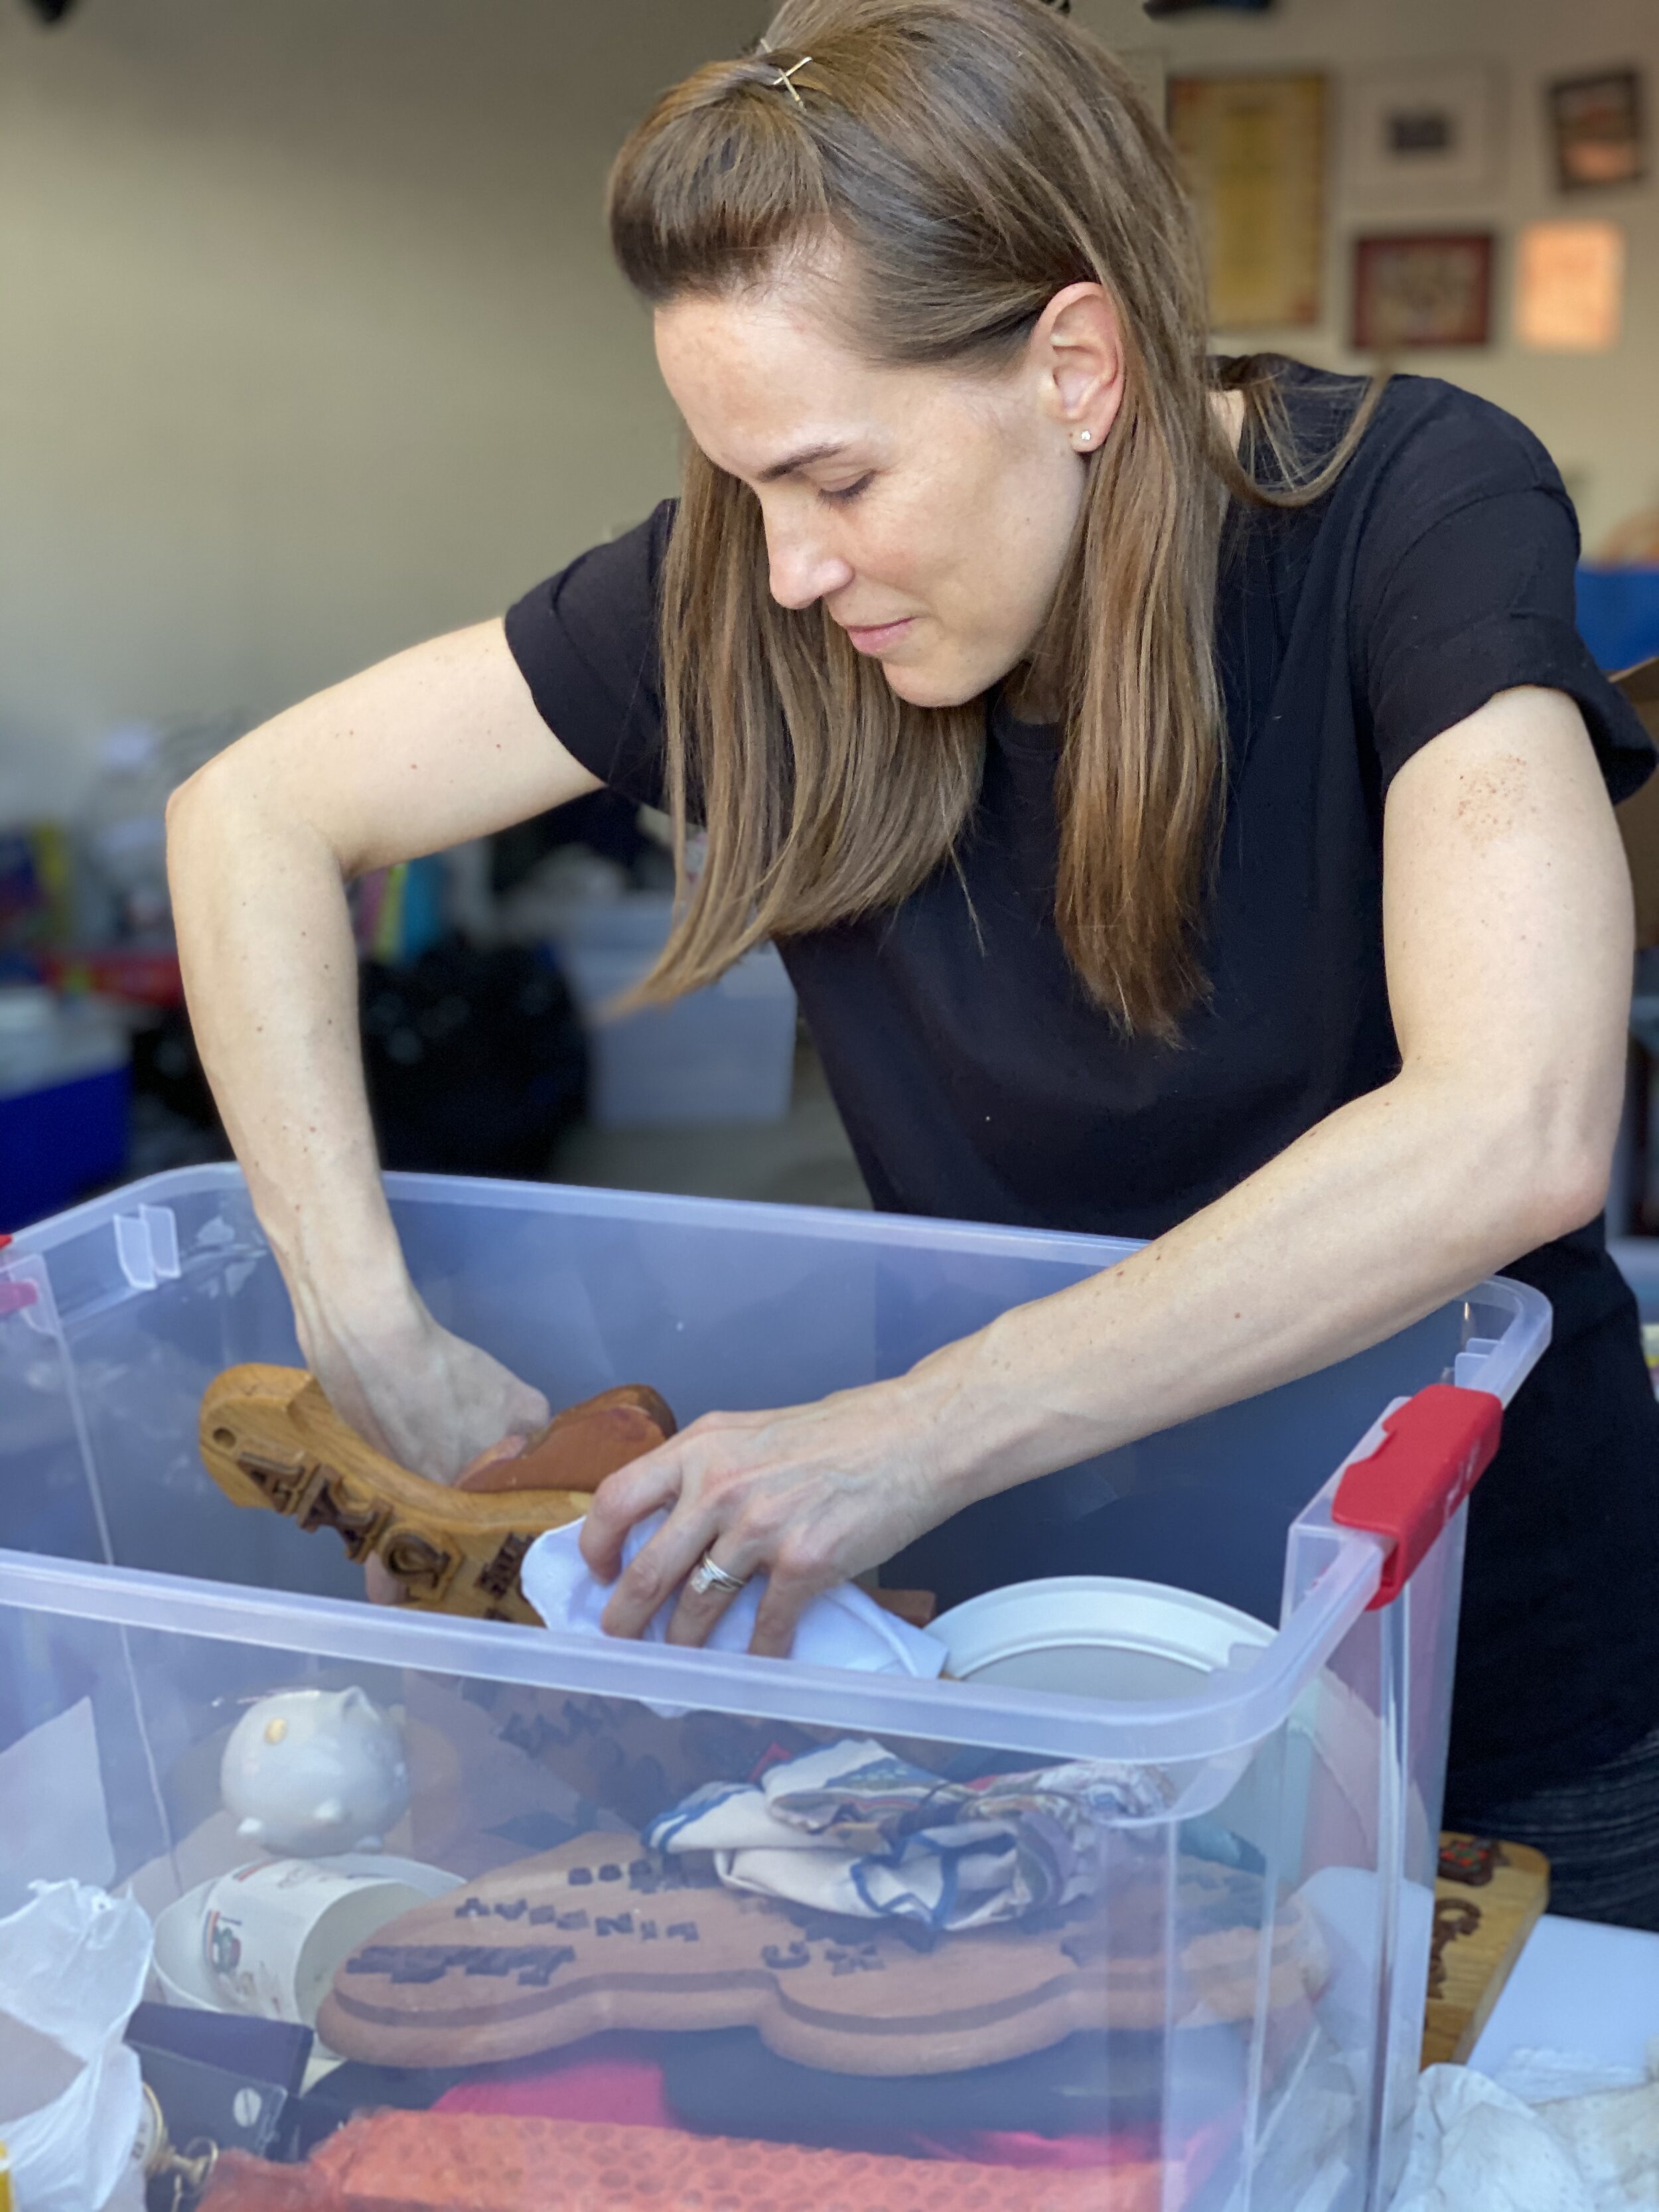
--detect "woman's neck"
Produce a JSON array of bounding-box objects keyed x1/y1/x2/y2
[{"x1": 1003, "y1": 384, "x2": 1248, "y2": 726}]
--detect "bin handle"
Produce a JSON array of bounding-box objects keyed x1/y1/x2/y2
[{"x1": 1331, "y1": 1382, "x2": 1503, "y2": 1609}]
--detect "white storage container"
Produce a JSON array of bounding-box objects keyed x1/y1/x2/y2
[{"x1": 549, "y1": 894, "x2": 797, "y2": 1129}]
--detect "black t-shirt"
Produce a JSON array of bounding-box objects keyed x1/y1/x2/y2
[{"x1": 506, "y1": 363, "x2": 1659, "y2": 1808}]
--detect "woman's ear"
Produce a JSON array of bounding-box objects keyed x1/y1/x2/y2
[{"x1": 1031, "y1": 282, "x2": 1126, "y2": 453}]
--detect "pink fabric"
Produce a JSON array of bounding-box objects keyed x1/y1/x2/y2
[
  {"x1": 439, "y1": 2071, "x2": 1140, "y2": 2171},
  {"x1": 435, "y1": 2045, "x2": 1228, "y2": 2186},
  {"x1": 435, "y1": 2041, "x2": 674, "y2": 2129}
]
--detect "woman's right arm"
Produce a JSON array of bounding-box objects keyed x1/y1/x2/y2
[{"x1": 166, "y1": 616, "x2": 601, "y2": 1479}]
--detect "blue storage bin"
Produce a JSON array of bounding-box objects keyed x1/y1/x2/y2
[
  {"x1": 0, "y1": 990, "x2": 130, "y2": 1230},
  {"x1": 1576, "y1": 564, "x2": 1659, "y2": 673},
  {"x1": 0, "y1": 1063, "x2": 129, "y2": 1230}
]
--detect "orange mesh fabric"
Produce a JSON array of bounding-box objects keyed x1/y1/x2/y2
[{"x1": 307, "y1": 2113, "x2": 1183, "y2": 2211}]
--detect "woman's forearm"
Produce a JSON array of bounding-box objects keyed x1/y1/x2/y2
[
  {"x1": 922, "y1": 687, "x2": 1629, "y2": 1510},
  {"x1": 167, "y1": 751, "x2": 421, "y2": 1364},
  {"x1": 926, "y1": 1061, "x2": 1598, "y2": 1509},
  {"x1": 166, "y1": 622, "x2": 601, "y2": 1406}
]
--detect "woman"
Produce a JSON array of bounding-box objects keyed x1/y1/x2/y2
[{"x1": 168, "y1": 0, "x2": 1659, "y2": 1926}]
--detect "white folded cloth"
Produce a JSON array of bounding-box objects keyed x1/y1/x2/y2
[{"x1": 520, "y1": 1511, "x2": 948, "y2": 1682}]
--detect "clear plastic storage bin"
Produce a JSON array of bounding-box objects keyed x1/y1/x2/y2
[{"x1": 0, "y1": 1168, "x2": 1548, "y2": 2209}]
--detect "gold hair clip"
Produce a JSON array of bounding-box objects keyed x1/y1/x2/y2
[{"x1": 772, "y1": 55, "x2": 812, "y2": 104}]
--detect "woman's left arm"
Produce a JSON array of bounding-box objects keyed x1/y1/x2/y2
[{"x1": 583, "y1": 684, "x2": 1634, "y2": 1654}]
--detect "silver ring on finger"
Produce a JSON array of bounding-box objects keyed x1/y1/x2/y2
[{"x1": 689, "y1": 1549, "x2": 749, "y2": 1598}]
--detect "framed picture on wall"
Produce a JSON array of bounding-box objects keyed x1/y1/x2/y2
[
  {"x1": 1516, "y1": 220, "x2": 1625, "y2": 351},
  {"x1": 1345, "y1": 64, "x2": 1503, "y2": 200},
  {"x1": 1352, "y1": 233, "x2": 1495, "y2": 351},
  {"x1": 1548, "y1": 70, "x2": 1647, "y2": 192},
  {"x1": 1167, "y1": 73, "x2": 1327, "y2": 328}
]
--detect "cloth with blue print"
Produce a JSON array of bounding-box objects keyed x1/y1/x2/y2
[{"x1": 642, "y1": 1735, "x2": 1175, "y2": 1932}]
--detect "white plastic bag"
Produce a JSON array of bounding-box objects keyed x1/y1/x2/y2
[
  {"x1": 0, "y1": 1881, "x2": 153, "y2": 2212},
  {"x1": 1392, "y1": 2067, "x2": 1595, "y2": 2212}
]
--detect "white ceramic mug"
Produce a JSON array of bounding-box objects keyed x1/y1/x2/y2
[{"x1": 200, "y1": 1859, "x2": 427, "y2": 2026}]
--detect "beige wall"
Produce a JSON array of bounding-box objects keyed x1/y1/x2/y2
[
  {"x1": 0, "y1": 0, "x2": 757, "y2": 816},
  {"x1": 1, "y1": 0, "x2": 1654, "y2": 816}
]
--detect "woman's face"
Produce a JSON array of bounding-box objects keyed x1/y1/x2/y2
[{"x1": 654, "y1": 274, "x2": 1121, "y2": 711}]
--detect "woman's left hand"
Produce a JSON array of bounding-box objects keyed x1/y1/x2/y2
[{"x1": 576, "y1": 1372, "x2": 971, "y2": 1657}]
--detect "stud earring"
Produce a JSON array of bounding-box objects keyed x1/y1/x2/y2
[{"x1": 1074, "y1": 428, "x2": 1094, "y2": 448}]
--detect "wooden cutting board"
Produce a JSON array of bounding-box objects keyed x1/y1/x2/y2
[{"x1": 1421, "y1": 1832, "x2": 1550, "y2": 2067}]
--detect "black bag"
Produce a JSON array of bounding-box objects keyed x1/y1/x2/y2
[{"x1": 360, "y1": 943, "x2": 587, "y2": 1179}]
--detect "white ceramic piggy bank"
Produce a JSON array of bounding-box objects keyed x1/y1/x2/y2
[{"x1": 221, "y1": 1687, "x2": 410, "y2": 1857}]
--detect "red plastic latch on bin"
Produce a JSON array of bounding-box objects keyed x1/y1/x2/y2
[
  {"x1": 0, "y1": 1233, "x2": 38, "y2": 1317},
  {"x1": 1331, "y1": 1382, "x2": 1503, "y2": 1609}
]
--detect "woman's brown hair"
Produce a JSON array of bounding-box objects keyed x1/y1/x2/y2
[{"x1": 608, "y1": 0, "x2": 1378, "y2": 1036}]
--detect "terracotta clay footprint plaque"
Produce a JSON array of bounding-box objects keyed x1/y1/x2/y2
[{"x1": 317, "y1": 1832, "x2": 1325, "y2": 2076}]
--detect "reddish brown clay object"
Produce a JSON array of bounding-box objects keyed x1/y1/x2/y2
[
  {"x1": 869, "y1": 1586, "x2": 940, "y2": 1629},
  {"x1": 199, "y1": 1368, "x2": 679, "y2": 1623},
  {"x1": 200, "y1": 2153, "x2": 347, "y2": 2212},
  {"x1": 456, "y1": 1386, "x2": 678, "y2": 1496},
  {"x1": 307, "y1": 2111, "x2": 1158, "y2": 2211}
]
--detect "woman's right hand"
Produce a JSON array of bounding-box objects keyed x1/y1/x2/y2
[
  {"x1": 297, "y1": 1295, "x2": 552, "y2": 1601},
  {"x1": 301, "y1": 1298, "x2": 551, "y2": 1486}
]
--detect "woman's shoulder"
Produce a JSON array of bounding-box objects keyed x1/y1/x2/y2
[
  {"x1": 502, "y1": 500, "x2": 680, "y2": 803},
  {"x1": 508, "y1": 500, "x2": 678, "y2": 677},
  {"x1": 1257, "y1": 355, "x2": 1565, "y2": 518},
  {"x1": 553, "y1": 498, "x2": 680, "y2": 612}
]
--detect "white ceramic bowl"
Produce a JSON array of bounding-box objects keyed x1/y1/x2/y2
[{"x1": 929, "y1": 1575, "x2": 1272, "y2": 1702}]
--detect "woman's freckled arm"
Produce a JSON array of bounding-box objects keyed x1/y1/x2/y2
[{"x1": 908, "y1": 688, "x2": 1629, "y2": 1502}]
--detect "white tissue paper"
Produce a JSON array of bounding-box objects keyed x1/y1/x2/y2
[
  {"x1": 1493, "y1": 2054, "x2": 1651, "y2": 2108},
  {"x1": 0, "y1": 1702, "x2": 117, "y2": 1920},
  {"x1": 1394, "y1": 2047, "x2": 1659, "y2": 2212},
  {"x1": 1394, "y1": 2069, "x2": 1599, "y2": 2212},
  {"x1": 521, "y1": 1511, "x2": 948, "y2": 1681},
  {"x1": 0, "y1": 1880, "x2": 154, "y2": 2212}
]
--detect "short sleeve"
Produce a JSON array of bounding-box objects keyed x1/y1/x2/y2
[
  {"x1": 503, "y1": 502, "x2": 676, "y2": 808},
  {"x1": 1352, "y1": 398, "x2": 1655, "y2": 804}
]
